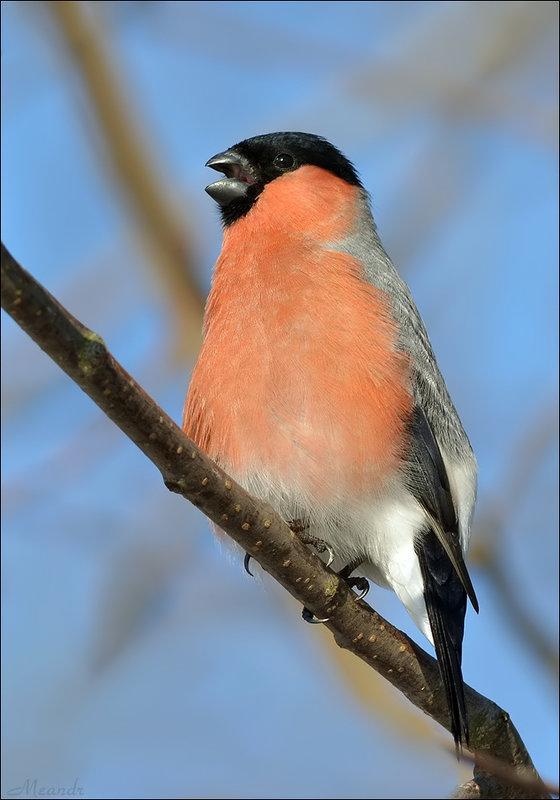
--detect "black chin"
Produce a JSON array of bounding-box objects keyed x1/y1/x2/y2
[{"x1": 217, "y1": 193, "x2": 259, "y2": 227}]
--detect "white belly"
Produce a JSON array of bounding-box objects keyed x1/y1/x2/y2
[{"x1": 237, "y1": 468, "x2": 433, "y2": 643}]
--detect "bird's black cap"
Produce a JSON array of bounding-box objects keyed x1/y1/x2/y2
[{"x1": 205, "y1": 132, "x2": 363, "y2": 226}]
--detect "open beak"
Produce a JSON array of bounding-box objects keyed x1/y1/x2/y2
[{"x1": 205, "y1": 150, "x2": 257, "y2": 206}]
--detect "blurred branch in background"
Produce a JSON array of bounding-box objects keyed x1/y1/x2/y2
[
  {"x1": 342, "y1": 1, "x2": 557, "y2": 141},
  {"x1": 46, "y1": 0, "x2": 205, "y2": 360},
  {"x1": 302, "y1": 1, "x2": 558, "y2": 273},
  {"x1": 472, "y1": 405, "x2": 560, "y2": 681}
]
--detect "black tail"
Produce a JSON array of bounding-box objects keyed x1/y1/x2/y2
[{"x1": 415, "y1": 529, "x2": 469, "y2": 750}]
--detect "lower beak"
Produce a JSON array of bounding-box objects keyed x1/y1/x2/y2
[
  {"x1": 205, "y1": 150, "x2": 256, "y2": 206},
  {"x1": 205, "y1": 177, "x2": 249, "y2": 206}
]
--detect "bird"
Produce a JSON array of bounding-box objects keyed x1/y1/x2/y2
[{"x1": 183, "y1": 132, "x2": 479, "y2": 749}]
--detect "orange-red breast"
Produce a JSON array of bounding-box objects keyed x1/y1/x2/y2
[{"x1": 183, "y1": 132, "x2": 478, "y2": 749}]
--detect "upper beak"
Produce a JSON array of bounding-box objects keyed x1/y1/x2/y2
[{"x1": 205, "y1": 150, "x2": 256, "y2": 206}]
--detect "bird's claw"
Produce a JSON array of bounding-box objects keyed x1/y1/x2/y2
[
  {"x1": 302, "y1": 606, "x2": 330, "y2": 624},
  {"x1": 244, "y1": 552, "x2": 254, "y2": 577},
  {"x1": 301, "y1": 574, "x2": 369, "y2": 625},
  {"x1": 320, "y1": 542, "x2": 335, "y2": 568},
  {"x1": 347, "y1": 576, "x2": 370, "y2": 601},
  {"x1": 246, "y1": 522, "x2": 364, "y2": 623}
]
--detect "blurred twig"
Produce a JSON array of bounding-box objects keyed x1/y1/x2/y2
[
  {"x1": 1, "y1": 242, "x2": 553, "y2": 799},
  {"x1": 344, "y1": 1, "x2": 557, "y2": 142},
  {"x1": 472, "y1": 408, "x2": 559, "y2": 680},
  {"x1": 452, "y1": 745, "x2": 559, "y2": 799},
  {"x1": 46, "y1": 0, "x2": 205, "y2": 359}
]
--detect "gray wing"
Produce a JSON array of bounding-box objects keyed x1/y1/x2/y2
[
  {"x1": 340, "y1": 193, "x2": 476, "y2": 459},
  {"x1": 338, "y1": 195, "x2": 478, "y2": 605}
]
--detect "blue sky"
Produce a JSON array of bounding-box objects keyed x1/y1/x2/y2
[{"x1": 2, "y1": 2, "x2": 558, "y2": 798}]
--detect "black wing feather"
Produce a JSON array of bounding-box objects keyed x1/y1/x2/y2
[
  {"x1": 407, "y1": 406, "x2": 479, "y2": 612},
  {"x1": 414, "y1": 530, "x2": 469, "y2": 748},
  {"x1": 407, "y1": 404, "x2": 477, "y2": 749}
]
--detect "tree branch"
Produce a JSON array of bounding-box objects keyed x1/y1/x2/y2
[
  {"x1": 1, "y1": 242, "x2": 552, "y2": 800},
  {"x1": 47, "y1": 0, "x2": 205, "y2": 359}
]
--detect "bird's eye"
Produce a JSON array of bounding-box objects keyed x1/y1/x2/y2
[{"x1": 273, "y1": 153, "x2": 295, "y2": 171}]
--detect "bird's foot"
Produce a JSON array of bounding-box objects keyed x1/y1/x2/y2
[
  {"x1": 336, "y1": 560, "x2": 370, "y2": 601},
  {"x1": 302, "y1": 566, "x2": 370, "y2": 624},
  {"x1": 289, "y1": 521, "x2": 334, "y2": 623},
  {"x1": 344, "y1": 575, "x2": 370, "y2": 602},
  {"x1": 288, "y1": 518, "x2": 307, "y2": 534},
  {"x1": 290, "y1": 523, "x2": 335, "y2": 568},
  {"x1": 244, "y1": 521, "x2": 335, "y2": 578}
]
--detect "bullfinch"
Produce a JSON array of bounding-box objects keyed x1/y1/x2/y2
[{"x1": 183, "y1": 132, "x2": 479, "y2": 749}]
